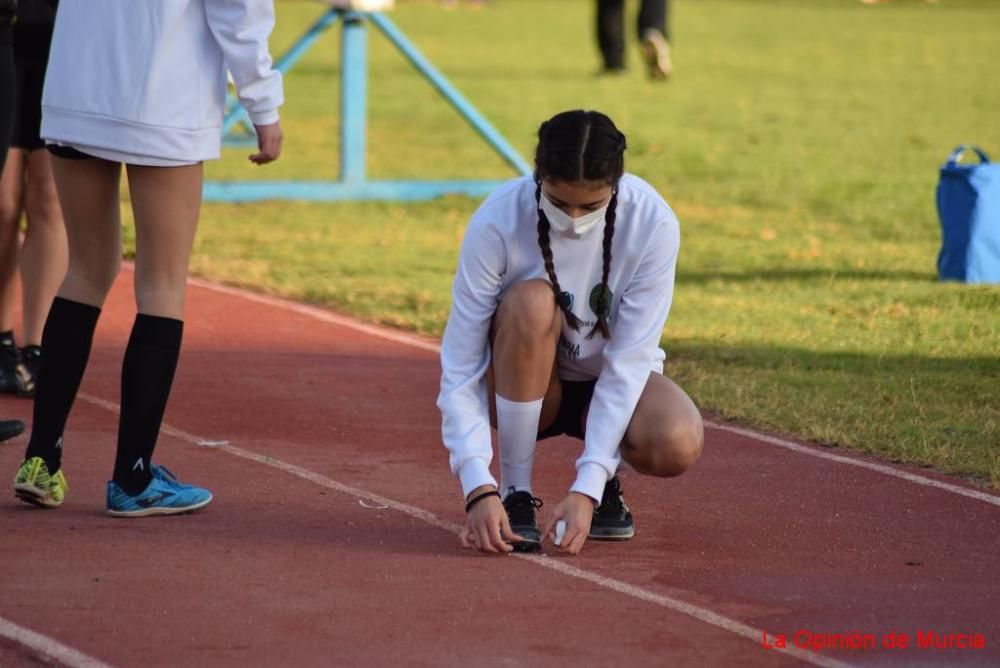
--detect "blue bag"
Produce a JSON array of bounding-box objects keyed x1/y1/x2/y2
[{"x1": 936, "y1": 145, "x2": 1000, "y2": 283}]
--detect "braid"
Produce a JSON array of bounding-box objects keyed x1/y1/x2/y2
[
  {"x1": 587, "y1": 190, "x2": 617, "y2": 340},
  {"x1": 536, "y1": 182, "x2": 583, "y2": 331}
]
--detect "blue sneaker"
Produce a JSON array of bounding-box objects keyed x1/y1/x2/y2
[{"x1": 106, "y1": 465, "x2": 212, "y2": 517}]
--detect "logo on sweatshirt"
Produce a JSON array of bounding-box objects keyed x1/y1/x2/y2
[
  {"x1": 589, "y1": 284, "x2": 613, "y2": 319},
  {"x1": 558, "y1": 334, "x2": 581, "y2": 361}
]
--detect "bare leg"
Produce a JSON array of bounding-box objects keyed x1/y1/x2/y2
[
  {"x1": 482, "y1": 279, "x2": 563, "y2": 544},
  {"x1": 0, "y1": 148, "x2": 26, "y2": 332},
  {"x1": 19, "y1": 149, "x2": 68, "y2": 345},
  {"x1": 51, "y1": 156, "x2": 122, "y2": 306},
  {"x1": 109, "y1": 162, "x2": 202, "y2": 494},
  {"x1": 621, "y1": 372, "x2": 703, "y2": 477},
  {"x1": 486, "y1": 279, "x2": 563, "y2": 430},
  {"x1": 22, "y1": 155, "x2": 120, "y2": 474},
  {"x1": 126, "y1": 162, "x2": 203, "y2": 318},
  {"x1": 104, "y1": 159, "x2": 210, "y2": 511}
]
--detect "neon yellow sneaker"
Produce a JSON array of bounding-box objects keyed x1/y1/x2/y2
[{"x1": 14, "y1": 457, "x2": 67, "y2": 508}]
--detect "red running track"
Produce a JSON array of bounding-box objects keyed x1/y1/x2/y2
[{"x1": 1, "y1": 269, "x2": 998, "y2": 667}]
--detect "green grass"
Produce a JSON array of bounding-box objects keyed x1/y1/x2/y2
[{"x1": 123, "y1": 0, "x2": 1000, "y2": 487}]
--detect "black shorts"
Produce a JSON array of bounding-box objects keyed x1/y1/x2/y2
[
  {"x1": 46, "y1": 145, "x2": 95, "y2": 160},
  {"x1": 537, "y1": 379, "x2": 597, "y2": 441},
  {"x1": 10, "y1": 58, "x2": 45, "y2": 151}
]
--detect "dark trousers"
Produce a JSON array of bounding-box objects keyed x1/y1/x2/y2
[
  {"x1": 596, "y1": 0, "x2": 669, "y2": 70},
  {"x1": 0, "y1": 24, "x2": 14, "y2": 171}
]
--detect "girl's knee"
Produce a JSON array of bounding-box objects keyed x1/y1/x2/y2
[
  {"x1": 496, "y1": 280, "x2": 560, "y2": 335},
  {"x1": 0, "y1": 197, "x2": 22, "y2": 230},
  {"x1": 67, "y1": 257, "x2": 121, "y2": 297},
  {"x1": 630, "y1": 415, "x2": 704, "y2": 478},
  {"x1": 24, "y1": 189, "x2": 63, "y2": 226}
]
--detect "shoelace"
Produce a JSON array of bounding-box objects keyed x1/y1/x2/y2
[
  {"x1": 152, "y1": 465, "x2": 179, "y2": 482},
  {"x1": 504, "y1": 491, "x2": 544, "y2": 524},
  {"x1": 151, "y1": 465, "x2": 189, "y2": 492}
]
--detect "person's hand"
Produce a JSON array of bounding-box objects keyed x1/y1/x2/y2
[
  {"x1": 458, "y1": 485, "x2": 524, "y2": 554},
  {"x1": 541, "y1": 492, "x2": 595, "y2": 555},
  {"x1": 249, "y1": 121, "x2": 282, "y2": 165}
]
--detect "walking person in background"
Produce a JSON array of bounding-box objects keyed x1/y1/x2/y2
[
  {"x1": 0, "y1": 0, "x2": 27, "y2": 442},
  {"x1": 0, "y1": 0, "x2": 67, "y2": 399},
  {"x1": 12, "y1": 0, "x2": 284, "y2": 516},
  {"x1": 596, "y1": 0, "x2": 673, "y2": 79},
  {"x1": 438, "y1": 110, "x2": 702, "y2": 555}
]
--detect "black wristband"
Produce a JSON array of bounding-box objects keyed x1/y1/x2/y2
[{"x1": 465, "y1": 489, "x2": 501, "y2": 514}]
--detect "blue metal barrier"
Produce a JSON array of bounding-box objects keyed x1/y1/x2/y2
[{"x1": 205, "y1": 9, "x2": 531, "y2": 202}]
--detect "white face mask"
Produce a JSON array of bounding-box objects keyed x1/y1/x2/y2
[{"x1": 539, "y1": 191, "x2": 608, "y2": 237}]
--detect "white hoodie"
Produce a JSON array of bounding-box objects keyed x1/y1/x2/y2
[
  {"x1": 437, "y1": 174, "x2": 680, "y2": 503},
  {"x1": 41, "y1": 0, "x2": 283, "y2": 164}
]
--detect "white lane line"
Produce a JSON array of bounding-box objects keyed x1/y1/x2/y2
[
  {"x1": 522, "y1": 557, "x2": 854, "y2": 668},
  {"x1": 708, "y1": 422, "x2": 1000, "y2": 508},
  {"x1": 185, "y1": 274, "x2": 1000, "y2": 509},
  {"x1": 0, "y1": 617, "x2": 113, "y2": 668},
  {"x1": 75, "y1": 392, "x2": 851, "y2": 668},
  {"x1": 184, "y1": 276, "x2": 442, "y2": 354}
]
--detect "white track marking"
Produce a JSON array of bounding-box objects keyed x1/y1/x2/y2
[
  {"x1": 74, "y1": 392, "x2": 852, "y2": 668},
  {"x1": 184, "y1": 276, "x2": 441, "y2": 353},
  {"x1": 0, "y1": 617, "x2": 113, "y2": 668},
  {"x1": 522, "y1": 557, "x2": 854, "y2": 668},
  {"x1": 708, "y1": 422, "x2": 1000, "y2": 508},
  {"x1": 184, "y1": 273, "x2": 1000, "y2": 509}
]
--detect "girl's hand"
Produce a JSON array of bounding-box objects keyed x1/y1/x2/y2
[
  {"x1": 458, "y1": 485, "x2": 524, "y2": 554},
  {"x1": 250, "y1": 121, "x2": 283, "y2": 165},
  {"x1": 541, "y1": 492, "x2": 595, "y2": 555}
]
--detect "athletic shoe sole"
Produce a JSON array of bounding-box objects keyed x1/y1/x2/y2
[
  {"x1": 508, "y1": 522, "x2": 542, "y2": 552},
  {"x1": 588, "y1": 526, "x2": 636, "y2": 541},
  {"x1": 509, "y1": 538, "x2": 542, "y2": 553},
  {"x1": 107, "y1": 494, "x2": 213, "y2": 518},
  {"x1": 14, "y1": 484, "x2": 60, "y2": 508}
]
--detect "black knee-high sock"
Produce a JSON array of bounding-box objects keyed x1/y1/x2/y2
[
  {"x1": 25, "y1": 298, "x2": 103, "y2": 472},
  {"x1": 113, "y1": 314, "x2": 183, "y2": 495}
]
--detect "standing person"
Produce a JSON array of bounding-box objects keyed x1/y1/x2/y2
[
  {"x1": 596, "y1": 0, "x2": 672, "y2": 79},
  {"x1": 12, "y1": 0, "x2": 284, "y2": 516},
  {"x1": 0, "y1": 0, "x2": 26, "y2": 443},
  {"x1": 0, "y1": 0, "x2": 13, "y2": 164},
  {"x1": 438, "y1": 110, "x2": 703, "y2": 555},
  {"x1": 0, "y1": 0, "x2": 67, "y2": 399},
  {"x1": 0, "y1": 0, "x2": 15, "y2": 393}
]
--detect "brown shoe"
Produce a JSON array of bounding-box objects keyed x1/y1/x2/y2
[{"x1": 641, "y1": 29, "x2": 672, "y2": 81}]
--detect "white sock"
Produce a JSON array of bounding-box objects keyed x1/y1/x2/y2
[{"x1": 496, "y1": 394, "x2": 544, "y2": 498}]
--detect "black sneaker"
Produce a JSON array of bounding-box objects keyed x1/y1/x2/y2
[
  {"x1": 15, "y1": 345, "x2": 40, "y2": 398},
  {"x1": 0, "y1": 419, "x2": 25, "y2": 443},
  {"x1": 0, "y1": 334, "x2": 19, "y2": 393},
  {"x1": 589, "y1": 475, "x2": 635, "y2": 540},
  {"x1": 503, "y1": 489, "x2": 543, "y2": 553}
]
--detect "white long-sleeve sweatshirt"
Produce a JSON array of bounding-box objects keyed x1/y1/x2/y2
[
  {"x1": 40, "y1": 0, "x2": 283, "y2": 163},
  {"x1": 437, "y1": 174, "x2": 680, "y2": 504}
]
